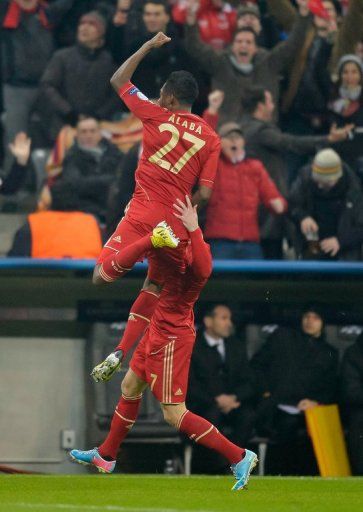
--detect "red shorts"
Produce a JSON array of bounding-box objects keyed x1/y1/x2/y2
[
  {"x1": 97, "y1": 198, "x2": 189, "y2": 284},
  {"x1": 130, "y1": 327, "x2": 195, "y2": 404}
]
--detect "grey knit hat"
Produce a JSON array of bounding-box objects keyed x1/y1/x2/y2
[{"x1": 312, "y1": 149, "x2": 343, "y2": 183}]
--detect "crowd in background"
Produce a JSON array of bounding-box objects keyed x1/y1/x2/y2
[{"x1": 1, "y1": 0, "x2": 363, "y2": 260}]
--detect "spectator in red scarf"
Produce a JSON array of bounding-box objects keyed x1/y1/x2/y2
[
  {"x1": 173, "y1": 0, "x2": 236, "y2": 50},
  {"x1": 0, "y1": 0, "x2": 75, "y2": 169}
]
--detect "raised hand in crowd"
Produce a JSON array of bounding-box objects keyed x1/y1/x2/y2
[
  {"x1": 207, "y1": 90, "x2": 225, "y2": 115},
  {"x1": 327, "y1": 123, "x2": 355, "y2": 143},
  {"x1": 8, "y1": 132, "x2": 31, "y2": 166}
]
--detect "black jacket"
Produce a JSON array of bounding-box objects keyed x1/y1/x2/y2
[
  {"x1": 251, "y1": 327, "x2": 338, "y2": 405},
  {"x1": 187, "y1": 330, "x2": 256, "y2": 411},
  {"x1": 341, "y1": 333, "x2": 363, "y2": 408},
  {"x1": 289, "y1": 165, "x2": 363, "y2": 259},
  {"x1": 1, "y1": 0, "x2": 74, "y2": 87},
  {"x1": 105, "y1": 141, "x2": 140, "y2": 237},
  {"x1": 56, "y1": 138, "x2": 123, "y2": 222},
  {"x1": 39, "y1": 42, "x2": 118, "y2": 140}
]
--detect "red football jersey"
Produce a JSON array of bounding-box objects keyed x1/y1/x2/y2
[
  {"x1": 149, "y1": 228, "x2": 212, "y2": 338},
  {"x1": 118, "y1": 81, "x2": 221, "y2": 206}
]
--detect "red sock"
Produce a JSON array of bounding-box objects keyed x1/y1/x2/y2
[
  {"x1": 98, "y1": 394, "x2": 142, "y2": 459},
  {"x1": 99, "y1": 235, "x2": 153, "y2": 282},
  {"x1": 115, "y1": 290, "x2": 159, "y2": 354},
  {"x1": 178, "y1": 410, "x2": 245, "y2": 464}
]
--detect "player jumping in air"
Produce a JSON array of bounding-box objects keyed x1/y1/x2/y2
[
  {"x1": 93, "y1": 31, "x2": 221, "y2": 373},
  {"x1": 70, "y1": 197, "x2": 258, "y2": 490}
]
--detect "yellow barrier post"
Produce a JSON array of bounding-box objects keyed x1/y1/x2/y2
[{"x1": 305, "y1": 404, "x2": 351, "y2": 477}]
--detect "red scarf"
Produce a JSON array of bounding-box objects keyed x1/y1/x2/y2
[{"x1": 3, "y1": 1, "x2": 51, "y2": 29}]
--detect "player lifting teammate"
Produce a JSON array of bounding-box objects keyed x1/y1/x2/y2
[
  {"x1": 70, "y1": 197, "x2": 258, "y2": 490},
  {"x1": 94, "y1": 31, "x2": 221, "y2": 374}
]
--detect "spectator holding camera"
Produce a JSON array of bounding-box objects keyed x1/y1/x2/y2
[{"x1": 289, "y1": 148, "x2": 363, "y2": 261}]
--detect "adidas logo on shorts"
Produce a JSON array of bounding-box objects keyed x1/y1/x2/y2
[
  {"x1": 175, "y1": 388, "x2": 183, "y2": 396},
  {"x1": 113, "y1": 236, "x2": 122, "y2": 243}
]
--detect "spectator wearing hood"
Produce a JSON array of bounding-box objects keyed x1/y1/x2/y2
[
  {"x1": 289, "y1": 148, "x2": 363, "y2": 261},
  {"x1": 340, "y1": 331, "x2": 363, "y2": 475},
  {"x1": 251, "y1": 304, "x2": 338, "y2": 474},
  {"x1": 267, "y1": 0, "x2": 363, "y2": 122},
  {"x1": 37, "y1": 10, "x2": 118, "y2": 144},
  {"x1": 329, "y1": 54, "x2": 363, "y2": 173}
]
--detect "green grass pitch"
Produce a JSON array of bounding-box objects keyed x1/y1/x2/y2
[{"x1": 1, "y1": 475, "x2": 362, "y2": 512}]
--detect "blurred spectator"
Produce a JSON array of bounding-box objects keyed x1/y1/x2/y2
[
  {"x1": 340, "y1": 331, "x2": 363, "y2": 475},
  {"x1": 329, "y1": 54, "x2": 363, "y2": 173},
  {"x1": 267, "y1": 0, "x2": 363, "y2": 123},
  {"x1": 0, "y1": 132, "x2": 35, "y2": 195},
  {"x1": 107, "y1": 0, "x2": 131, "y2": 64},
  {"x1": 54, "y1": 116, "x2": 123, "y2": 223},
  {"x1": 7, "y1": 180, "x2": 103, "y2": 258},
  {"x1": 184, "y1": 1, "x2": 311, "y2": 125},
  {"x1": 236, "y1": 3, "x2": 281, "y2": 49},
  {"x1": 204, "y1": 114, "x2": 287, "y2": 259},
  {"x1": 105, "y1": 140, "x2": 141, "y2": 237},
  {"x1": 187, "y1": 305, "x2": 256, "y2": 471},
  {"x1": 251, "y1": 304, "x2": 338, "y2": 474},
  {"x1": 54, "y1": 0, "x2": 115, "y2": 48},
  {"x1": 0, "y1": 0, "x2": 75, "y2": 168},
  {"x1": 36, "y1": 10, "x2": 118, "y2": 145},
  {"x1": 289, "y1": 148, "x2": 363, "y2": 261},
  {"x1": 113, "y1": 0, "x2": 192, "y2": 98},
  {"x1": 172, "y1": 0, "x2": 237, "y2": 50},
  {"x1": 240, "y1": 86, "x2": 352, "y2": 258}
]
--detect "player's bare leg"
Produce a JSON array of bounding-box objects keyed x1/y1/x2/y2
[
  {"x1": 161, "y1": 402, "x2": 258, "y2": 490},
  {"x1": 70, "y1": 370, "x2": 147, "y2": 473}
]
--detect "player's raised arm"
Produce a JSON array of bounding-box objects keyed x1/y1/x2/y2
[
  {"x1": 173, "y1": 196, "x2": 212, "y2": 279},
  {"x1": 110, "y1": 32, "x2": 171, "y2": 91}
]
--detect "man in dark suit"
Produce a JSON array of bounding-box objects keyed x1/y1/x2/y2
[{"x1": 187, "y1": 304, "x2": 256, "y2": 453}]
